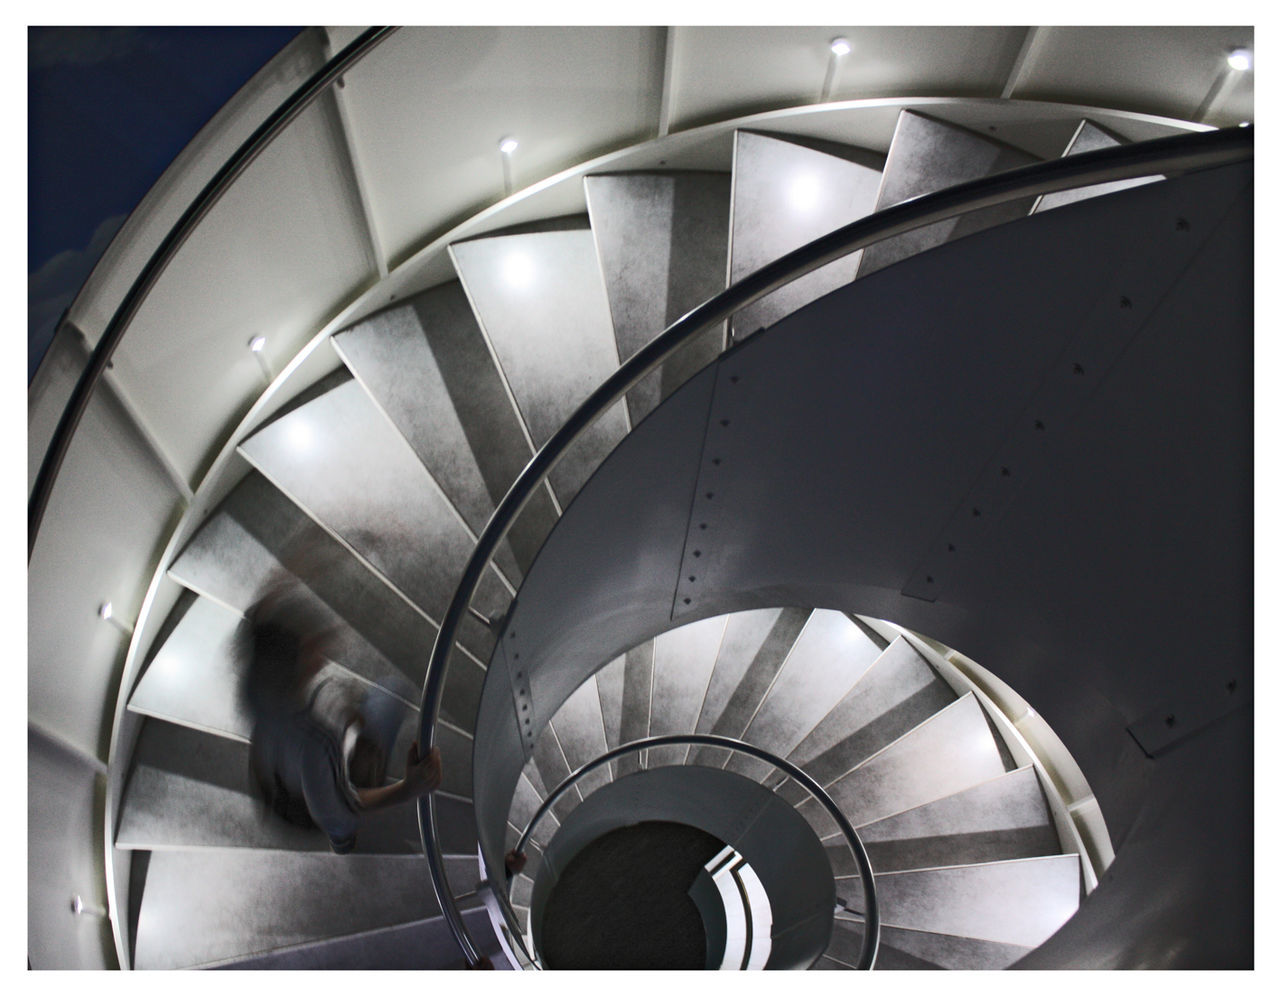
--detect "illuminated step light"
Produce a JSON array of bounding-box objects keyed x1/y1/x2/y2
[
  {"x1": 829, "y1": 37, "x2": 851, "y2": 57},
  {"x1": 1227, "y1": 48, "x2": 1252, "y2": 71},
  {"x1": 248, "y1": 335, "x2": 266, "y2": 353},
  {"x1": 499, "y1": 136, "x2": 519, "y2": 155}
]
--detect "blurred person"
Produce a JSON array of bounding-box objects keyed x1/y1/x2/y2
[{"x1": 241, "y1": 577, "x2": 442, "y2": 853}]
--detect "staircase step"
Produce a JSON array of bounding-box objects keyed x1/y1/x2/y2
[
  {"x1": 168, "y1": 471, "x2": 436, "y2": 690},
  {"x1": 691, "y1": 607, "x2": 810, "y2": 768},
  {"x1": 776, "y1": 637, "x2": 957, "y2": 804},
  {"x1": 117, "y1": 717, "x2": 433, "y2": 855},
  {"x1": 729, "y1": 131, "x2": 882, "y2": 340},
  {"x1": 827, "y1": 918, "x2": 1033, "y2": 970},
  {"x1": 237, "y1": 374, "x2": 509, "y2": 658},
  {"x1": 798, "y1": 693, "x2": 1006, "y2": 833},
  {"x1": 1033, "y1": 119, "x2": 1155, "y2": 214},
  {"x1": 593, "y1": 654, "x2": 626, "y2": 780},
  {"x1": 585, "y1": 171, "x2": 730, "y2": 423},
  {"x1": 856, "y1": 110, "x2": 1037, "y2": 278},
  {"x1": 615, "y1": 640, "x2": 655, "y2": 778},
  {"x1": 870, "y1": 923, "x2": 1033, "y2": 970},
  {"x1": 823, "y1": 915, "x2": 873, "y2": 968},
  {"x1": 729, "y1": 610, "x2": 885, "y2": 782},
  {"x1": 508, "y1": 770, "x2": 559, "y2": 853},
  {"x1": 870, "y1": 854, "x2": 1081, "y2": 947},
  {"x1": 127, "y1": 593, "x2": 254, "y2": 740},
  {"x1": 128, "y1": 592, "x2": 439, "y2": 754},
  {"x1": 852, "y1": 765, "x2": 1059, "y2": 872},
  {"x1": 549, "y1": 677, "x2": 612, "y2": 798},
  {"x1": 530, "y1": 723, "x2": 583, "y2": 825},
  {"x1": 647, "y1": 614, "x2": 728, "y2": 768},
  {"x1": 207, "y1": 908, "x2": 500, "y2": 969},
  {"x1": 131, "y1": 849, "x2": 481, "y2": 969},
  {"x1": 449, "y1": 221, "x2": 628, "y2": 505},
  {"x1": 331, "y1": 283, "x2": 551, "y2": 581}
]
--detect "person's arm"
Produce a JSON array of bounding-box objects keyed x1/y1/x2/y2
[{"x1": 354, "y1": 741, "x2": 442, "y2": 811}]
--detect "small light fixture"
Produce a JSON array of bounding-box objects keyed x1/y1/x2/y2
[
  {"x1": 830, "y1": 37, "x2": 851, "y2": 57},
  {"x1": 499, "y1": 136, "x2": 518, "y2": 155},
  {"x1": 1227, "y1": 48, "x2": 1252, "y2": 72},
  {"x1": 248, "y1": 335, "x2": 266, "y2": 353},
  {"x1": 97, "y1": 602, "x2": 113, "y2": 621}
]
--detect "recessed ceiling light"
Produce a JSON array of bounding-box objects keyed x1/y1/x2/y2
[
  {"x1": 499, "y1": 137, "x2": 518, "y2": 154},
  {"x1": 830, "y1": 37, "x2": 851, "y2": 57},
  {"x1": 248, "y1": 335, "x2": 266, "y2": 353},
  {"x1": 1227, "y1": 48, "x2": 1252, "y2": 71}
]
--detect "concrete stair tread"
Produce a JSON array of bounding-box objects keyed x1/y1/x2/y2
[
  {"x1": 729, "y1": 130, "x2": 883, "y2": 338},
  {"x1": 236, "y1": 375, "x2": 512, "y2": 655},
  {"x1": 131, "y1": 848, "x2": 483, "y2": 969},
  {"x1": 828, "y1": 918, "x2": 1034, "y2": 970},
  {"x1": 1034, "y1": 118, "x2": 1155, "y2": 214},
  {"x1": 859, "y1": 854, "x2": 1082, "y2": 948},
  {"x1": 646, "y1": 614, "x2": 728, "y2": 768},
  {"x1": 202, "y1": 908, "x2": 501, "y2": 969},
  {"x1": 585, "y1": 171, "x2": 729, "y2": 423},
  {"x1": 856, "y1": 109, "x2": 1038, "y2": 277},
  {"x1": 798, "y1": 693, "x2": 1007, "y2": 834},
  {"x1": 737, "y1": 610, "x2": 886, "y2": 766},
  {"x1": 449, "y1": 222, "x2": 627, "y2": 505},
  {"x1": 331, "y1": 289, "x2": 532, "y2": 587},
  {"x1": 166, "y1": 471, "x2": 437, "y2": 689}
]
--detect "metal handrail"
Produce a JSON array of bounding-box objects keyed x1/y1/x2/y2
[
  {"x1": 416, "y1": 124, "x2": 1252, "y2": 965},
  {"x1": 503, "y1": 733, "x2": 880, "y2": 970},
  {"x1": 27, "y1": 26, "x2": 398, "y2": 559}
]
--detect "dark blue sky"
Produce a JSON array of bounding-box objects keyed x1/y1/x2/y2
[{"x1": 28, "y1": 26, "x2": 301, "y2": 377}]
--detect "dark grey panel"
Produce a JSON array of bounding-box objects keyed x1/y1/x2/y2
[
  {"x1": 470, "y1": 161, "x2": 1251, "y2": 969},
  {"x1": 586, "y1": 171, "x2": 730, "y2": 422}
]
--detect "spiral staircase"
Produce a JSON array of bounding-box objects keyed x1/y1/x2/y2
[{"x1": 28, "y1": 27, "x2": 1253, "y2": 970}]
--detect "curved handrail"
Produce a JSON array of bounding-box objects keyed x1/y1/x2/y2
[
  {"x1": 503, "y1": 732, "x2": 880, "y2": 971},
  {"x1": 27, "y1": 25, "x2": 398, "y2": 559},
  {"x1": 416, "y1": 124, "x2": 1253, "y2": 965}
]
